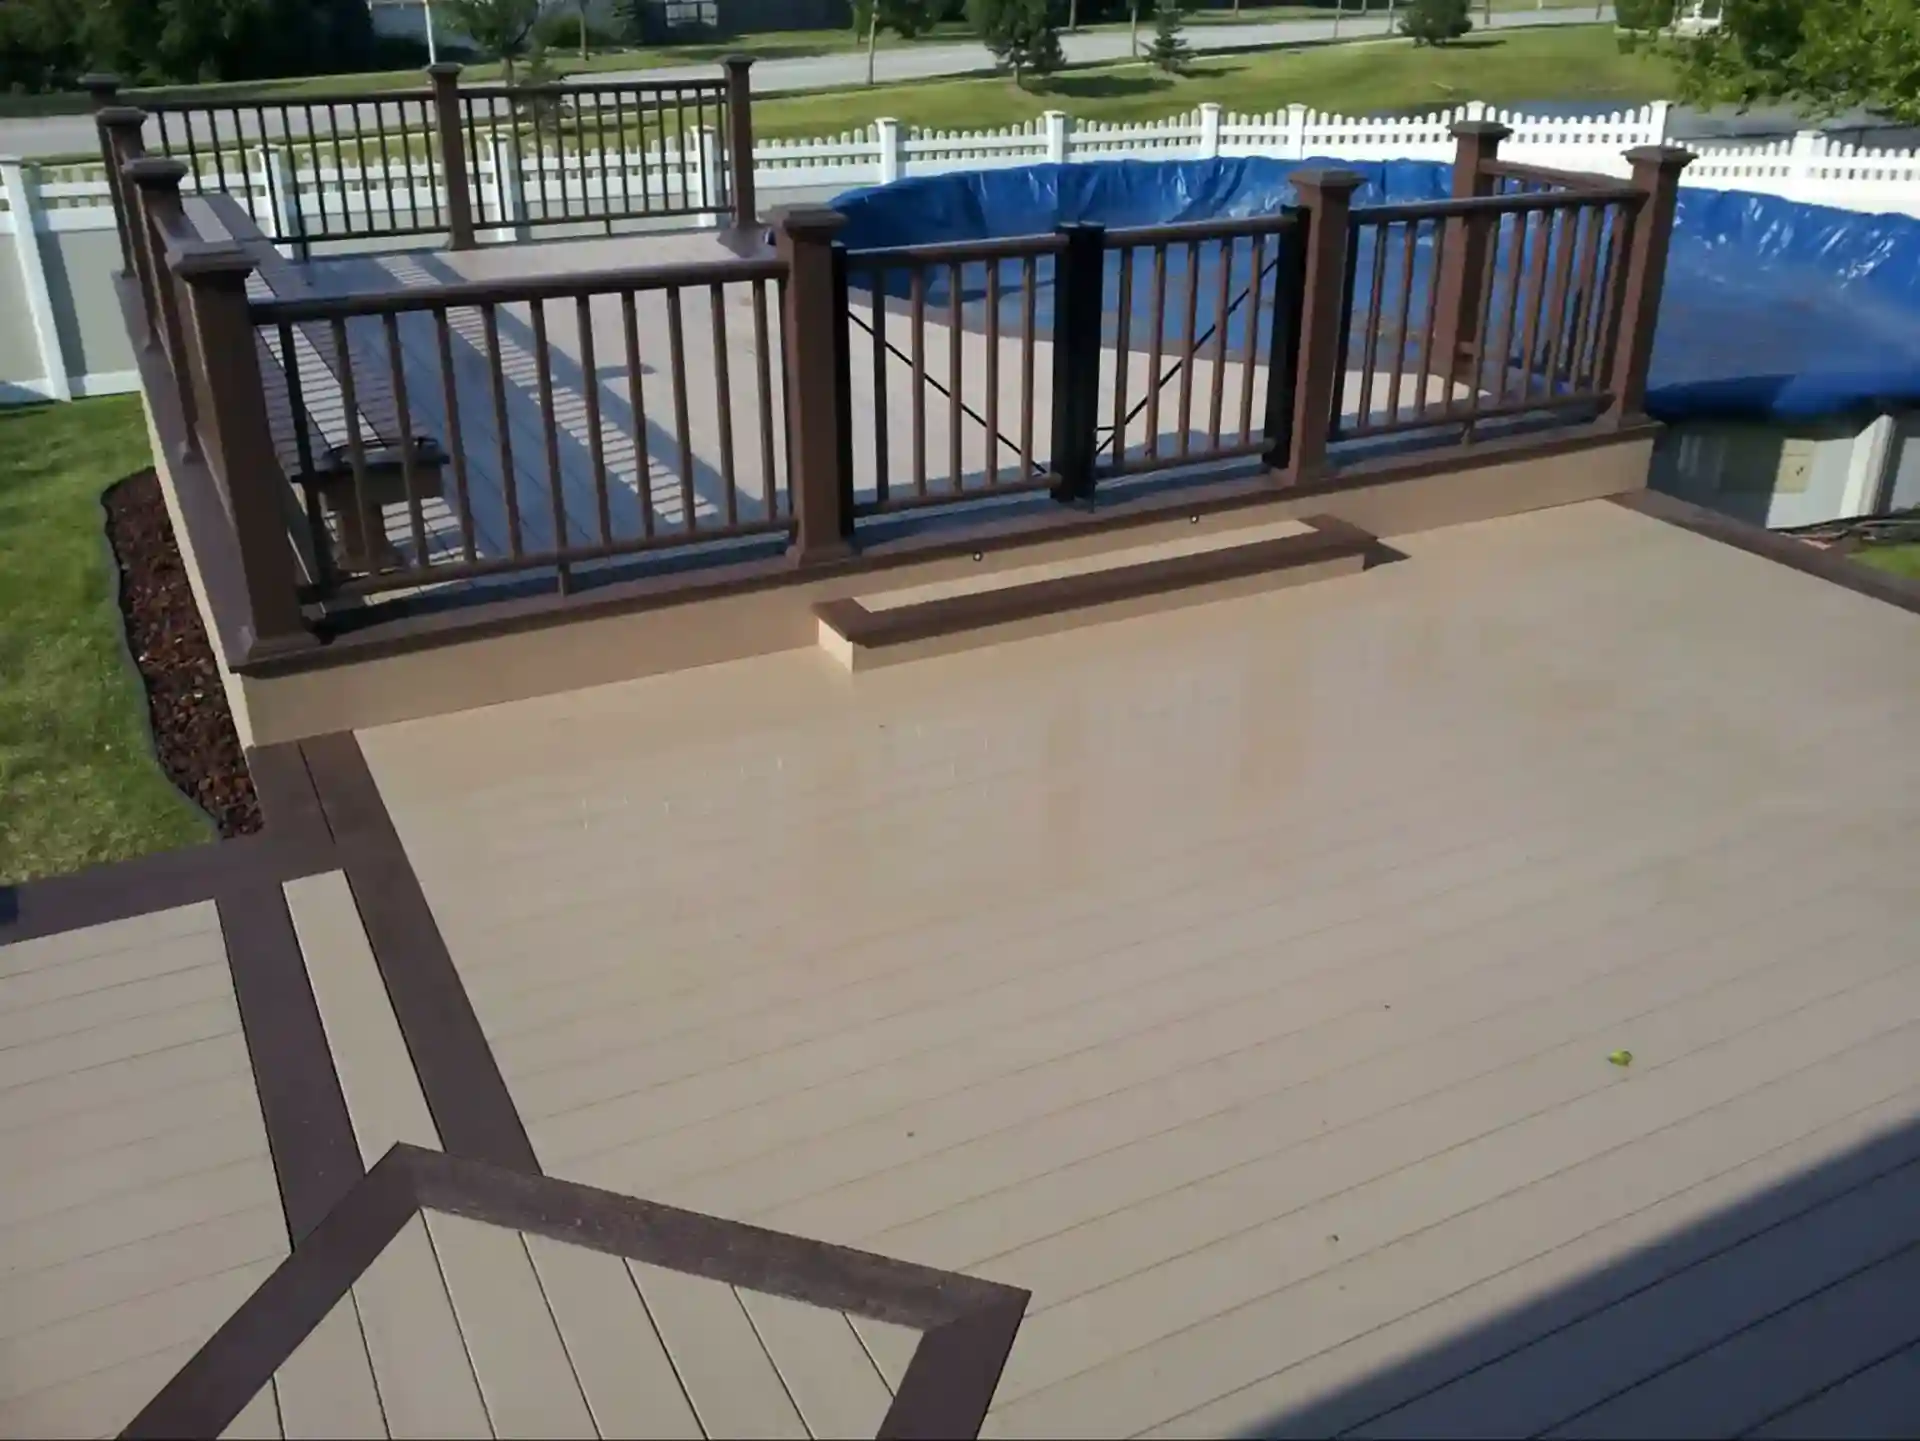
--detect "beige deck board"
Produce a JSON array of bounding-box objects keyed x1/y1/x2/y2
[
  {"x1": 220, "y1": 1385, "x2": 285, "y2": 1440},
  {"x1": 359, "y1": 499, "x2": 1920, "y2": 1437},
  {"x1": 627, "y1": 1262, "x2": 808, "y2": 1440},
  {"x1": 0, "y1": 1259, "x2": 275, "y2": 1405},
  {"x1": 1351, "y1": 1153, "x2": 1920, "y2": 1437},
  {"x1": 0, "y1": 903, "x2": 283, "y2": 1440},
  {"x1": 522, "y1": 1233, "x2": 704, "y2": 1441},
  {"x1": 736, "y1": 1290, "x2": 894, "y2": 1441},
  {"x1": 273, "y1": 1293, "x2": 389, "y2": 1441},
  {"x1": 1753, "y1": 1342, "x2": 1920, "y2": 1439},
  {"x1": 0, "y1": 1032, "x2": 250, "y2": 1138},
  {"x1": 847, "y1": 1318, "x2": 919, "y2": 1395},
  {"x1": 423, "y1": 1213, "x2": 596, "y2": 1439},
  {"x1": 0, "y1": 904, "x2": 220, "y2": 978},
  {"x1": 1144, "y1": 1086, "x2": 1920, "y2": 1438},
  {"x1": 352, "y1": 1216, "x2": 491, "y2": 1440},
  {"x1": 990, "y1": 947, "x2": 1920, "y2": 1419},
  {"x1": 0, "y1": 1340, "x2": 201, "y2": 1440},
  {"x1": 1551, "y1": 1242, "x2": 1920, "y2": 1438},
  {"x1": 0, "y1": 1203, "x2": 285, "y2": 1345},
  {"x1": 285, "y1": 871, "x2": 441, "y2": 1165}
]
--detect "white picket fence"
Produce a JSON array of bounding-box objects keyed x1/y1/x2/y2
[{"x1": 4, "y1": 100, "x2": 1917, "y2": 403}]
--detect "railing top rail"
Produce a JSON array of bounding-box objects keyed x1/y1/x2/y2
[
  {"x1": 137, "y1": 87, "x2": 437, "y2": 112},
  {"x1": 1481, "y1": 159, "x2": 1636, "y2": 193},
  {"x1": 842, "y1": 232, "x2": 1070, "y2": 267},
  {"x1": 1357, "y1": 186, "x2": 1644, "y2": 225},
  {"x1": 1104, "y1": 211, "x2": 1301, "y2": 245},
  {"x1": 246, "y1": 253, "x2": 787, "y2": 322},
  {"x1": 457, "y1": 77, "x2": 729, "y2": 101}
]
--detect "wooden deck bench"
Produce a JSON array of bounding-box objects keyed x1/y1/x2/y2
[{"x1": 198, "y1": 194, "x2": 448, "y2": 577}]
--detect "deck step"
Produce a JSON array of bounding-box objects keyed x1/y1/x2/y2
[{"x1": 814, "y1": 514, "x2": 1376, "y2": 671}]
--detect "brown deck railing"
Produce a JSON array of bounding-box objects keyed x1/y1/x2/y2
[
  {"x1": 85, "y1": 58, "x2": 756, "y2": 252},
  {"x1": 111, "y1": 116, "x2": 1691, "y2": 663}
]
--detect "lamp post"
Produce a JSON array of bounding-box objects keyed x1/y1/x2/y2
[{"x1": 424, "y1": 0, "x2": 440, "y2": 65}]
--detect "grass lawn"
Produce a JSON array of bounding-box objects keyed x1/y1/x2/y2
[
  {"x1": 1852, "y1": 543, "x2": 1920, "y2": 580},
  {"x1": 0, "y1": 398, "x2": 210, "y2": 885},
  {"x1": 749, "y1": 26, "x2": 1670, "y2": 138},
  {"x1": 0, "y1": 0, "x2": 1610, "y2": 117}
]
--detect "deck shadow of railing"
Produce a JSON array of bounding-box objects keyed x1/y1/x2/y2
[{"x1": 1217, "y1": 1110, "x2": 1920, "y2": 1438}]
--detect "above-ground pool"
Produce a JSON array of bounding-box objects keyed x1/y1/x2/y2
[{"x1": 831, "y1": 157, "x2": 1920, "y2": 430}]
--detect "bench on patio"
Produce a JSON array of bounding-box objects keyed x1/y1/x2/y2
[{"x1": 197, "y1": 194, "x2": 449, "y2": 577}]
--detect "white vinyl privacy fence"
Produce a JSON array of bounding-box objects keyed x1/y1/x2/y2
[{"x1": 4, "y1": 99, "x2": 1918, "y2": 403}]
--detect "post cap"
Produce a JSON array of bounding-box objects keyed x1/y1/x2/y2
[
  {"x1": 720, "y1": 53, "x2": 755, "y2": 70},
  {"x1": 769, "y1": 204, "x2": 847, "y2": 241},
  {"x1": 124, "y1": 155, "x2": 189, "y2": 188},
  {"x1": 167, "y1": 240, "x2": 261, "y2": 282},
  {"x1": 1289, "y1": 166, "x2": 1368, "y2": 197},
  {"x1": 1450, "y1": 119, "x2": 1513, "y2": 142},
  {"x1": 95, "y1": 105, "x2": 150, "y2": 129},
  {"x1": 1623, "y1": 144, "x2": 1695, "y2": 171},
  {"x1": 427, "y1": 62, "x2": 463, "y2": 78}
]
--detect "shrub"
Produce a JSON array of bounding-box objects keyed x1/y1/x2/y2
[
  {"x1": 1147, "y1": 0, "x2": 1191, "y2": 74},
  {"x1": 1399, "y1": 0, "x2": 1471, "y2": 46}
]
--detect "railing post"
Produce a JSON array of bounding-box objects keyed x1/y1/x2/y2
[
  {"x1": 773, "y1": 206, "x2": 855, "y2": 566},
  {"x1": 428, "y1": 63, "x2": 477, "y2": 250},
  {"x1": 1049, "y1": 222, "x2": 1106, "y2": 505},
  {"x1": 124, "y1": 157, "x2": 201, "y2": 456},
  {"x1": 721, "y1": 54, "x2": 757, "y2": 230},
  {"x1": 171, "y1": 243, "x2": 316, "y2": 658},
  {"x1": 1273, "y1": 168, "x2": 1364, "y2": 483},
  {"x1": 95, "y1": 105, "x2": 149, "y2": 276},
  {"x1": 1605, "y1": 145, "x2": 1692, "y2": 424},
  {"x1": 81, "y1": 75, "x2": 128, "y2": 266},
  {"x1": 124, "y1": 156, "x2": 186, "y2": 356},
  {"x1": 1431, "y1": 119, "x2": 1511, "y2": 385}
]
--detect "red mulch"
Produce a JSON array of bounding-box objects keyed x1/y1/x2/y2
[{"x1": 102, "y1": 470, "x2": 263, "y2": 838}]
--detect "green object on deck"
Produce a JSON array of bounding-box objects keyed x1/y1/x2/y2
[{"x1": 1608, "y1": 1049, "x2": 1634, "y2": 1067}]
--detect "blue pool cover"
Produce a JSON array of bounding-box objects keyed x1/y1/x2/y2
[{"x1": 830, "y1": 158, "x2": 1920, "y2": 424}]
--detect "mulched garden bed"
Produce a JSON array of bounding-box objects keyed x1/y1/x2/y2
[{"x1": 103, "y1": 469, "x2": 262, "y2": 838}]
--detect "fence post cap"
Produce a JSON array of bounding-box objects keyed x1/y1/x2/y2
[
  {"x1": 1450, "y1": 119, "x2": 1513, "y2": 141},
  {"x1": 95, "y1": 105, "x2": 150, "y2": 129},
  {"x1": 427, "y1": 62, "x2": 464, "y2": 77},
  {"x1": 123, "y1": 155, "x2": 189, "y2": 187},
  {"x1": 720, "y1": 53, "x2": 755, "y2": 71},
  {"x1": 168, "y1": 240, "x2": 260, "y2": 281},
  {"x1": 769, "y1": 204, "x2": 847, "y2": 240},
  {"x1": 1289, "y1": 166, "x2": 1367, "y2": 196},
  {"x1": 1624, "y1": 143, "x2": 1695, "y2": 171}
]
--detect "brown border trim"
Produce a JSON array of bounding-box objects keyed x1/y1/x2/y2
[
  {"x1": 1611, "y1": 490, "x2": 1920, "y2": 618},
  {"x1": 816, "y1": 514, "x2": 1374, "y2": 650},
  {"x1": 300, "y1": 731, "x2": 539, "y2": 1172},
  {"x1": 124, "y1": 1145, "x2": 1030, "y2": 1441},
  {"x1": 235, "y1": 418, "x2": 1661, "y2": 676},
  {"x1": 217, "y1": 881, "x2": 363, "y2": 1245}
]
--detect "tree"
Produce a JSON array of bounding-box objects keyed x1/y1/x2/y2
[
  {"x1": 1614, "y1": 0, "x2": 1675, "y2": 48},
  {"x1": 967, "y1": 0, "x2": 1064, "y2": 88},
  {"x1": 1147, "y1": 0, "x2": 1190, "y2": 73},
  {"x1": 854, "y1": 0, "x2": 940, "y2": 85},
  {"x1": 443, "y1": 0, "x2": 544, "y2": 84},
  {"x1": 1399, "y1": 0, "x2": 1471, "y2": 45},
  {"x1": 1676, "y1": 0, "x2": 1920, "y2": 125}
]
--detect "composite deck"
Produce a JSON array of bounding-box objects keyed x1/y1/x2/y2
[
  {"x1": 353, "y1": 497, "x2": 1920, "y2": 1439},
  {"x1": 5, "y1": 497, "x2": 1920, "y2": 1437}
]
